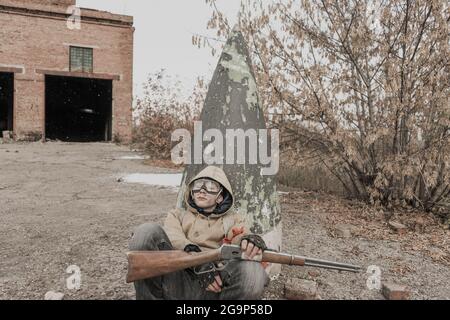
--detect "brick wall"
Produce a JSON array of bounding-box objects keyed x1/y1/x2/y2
[
  {"x1": 0, "y1": 2, "x2": 134, "y2": 142},
  {"x1": 14, "y1": 0, "x2": 76, "y2": 7}
]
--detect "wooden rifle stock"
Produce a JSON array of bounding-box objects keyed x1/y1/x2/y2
[{"x1": 126, "y1": 249, "x2": 221, "y2": 283}]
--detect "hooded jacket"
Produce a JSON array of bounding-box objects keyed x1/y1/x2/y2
[{"x1": 163, "y1": 166, "x2": 249, "y2": 251}]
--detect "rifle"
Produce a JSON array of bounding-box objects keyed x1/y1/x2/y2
[{"x1": 126, "y1": 244, "x2": 361, "y2": 283}]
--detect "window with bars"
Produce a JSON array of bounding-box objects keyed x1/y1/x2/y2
[{"x1": 70, "y1": 46, "x2": 93, "y2": 73}]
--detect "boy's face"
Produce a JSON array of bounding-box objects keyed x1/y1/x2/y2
[{"x1": 191, "y1": 178, "x2": 224, "y2": 211}]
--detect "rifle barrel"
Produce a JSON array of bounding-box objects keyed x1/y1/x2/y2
[
  {"x1": 304, "y1": 257, "x2": 361, "y2": 272},
  {"x1": 304, "y1": 261, "x2": 361, "y2": 273},
  {"x1": 261, "y1": 250, "x2": 361, "y2": 273}
]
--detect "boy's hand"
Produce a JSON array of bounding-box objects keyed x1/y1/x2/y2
[
  {"x1": 241, "y1": 239, "x2": 263, "y2": 260},
  {"x1": 240, "y1": 234, "x2": 266, "y2": 260},
  {"x1": 193, "y1": 262, "x2": 223, "y2": 292},
  {"x1": 206, "y1": 274, "x2": 223, "y2": 293},
  {"x1": 184, "y1": 244, "x2": 202, "y2": 253}
]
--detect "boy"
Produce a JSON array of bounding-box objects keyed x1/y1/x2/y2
[{"x1": 129, "y1": 165, "x2": 269, "y2": 300}]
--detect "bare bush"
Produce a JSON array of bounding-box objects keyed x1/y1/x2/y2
[
  {"x1": 204, "y1": 0, "x2": 449, "y2": 211},
  {"x1": 133, "y1": 70, "x2": 205, "y2": 159}
]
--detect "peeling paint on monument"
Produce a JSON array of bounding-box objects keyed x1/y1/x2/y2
[{"x1": 176, "y1": 27, "x2": 282, "y2": 274}]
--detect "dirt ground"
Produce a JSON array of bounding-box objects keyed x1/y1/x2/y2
[{"x1": 0, "y1": 142, "x2": 449, "y2": 300}]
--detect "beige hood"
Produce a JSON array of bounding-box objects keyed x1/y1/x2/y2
[{"x1": 184, "y1": 166, "x2": 234, "y2": 217}]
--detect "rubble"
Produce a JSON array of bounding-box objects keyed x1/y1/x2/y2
[
  {"x1": 334, "y1": 224, "x2": 353, "y2": 238},
  {"x1": 382, "y1": 282, "x2": 411, "y2": 300},
  {"x1": 44, "y1": 291, "x2": 65, "y2": 300},
  {"x1": 388, "y1": 221, "x2": 408, "y2": 235},
  {"x1": 284, "y1": 278, "x2": 318, "y2": 300}
]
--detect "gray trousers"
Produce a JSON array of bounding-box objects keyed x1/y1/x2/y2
[{"x1": 128, "y1": 223, "x2": 269, "y2": 300}]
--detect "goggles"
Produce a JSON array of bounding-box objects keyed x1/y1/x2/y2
[{"x1": 191, "y1": 178, "x2": 222, "y2": 195}]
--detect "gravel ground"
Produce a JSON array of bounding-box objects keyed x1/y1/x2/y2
[
  {"x1": 262, "y1": 191, "x2": 450, "y2": 300},
  {"x1": 0, "y1": 142, "x2": 448, "y2": 300}
]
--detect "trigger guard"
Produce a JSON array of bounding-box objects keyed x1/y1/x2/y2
[{"x1": 193, "y1": 261, "x2": 228, "y2": 275}]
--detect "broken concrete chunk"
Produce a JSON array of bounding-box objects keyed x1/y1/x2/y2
[
  {"x1": 334, "y1": 224, "x2": 353, "y2": 238},
  {"x1": 307, "y1": 270, "x2": 321, "y2": 278},
  {"x1": 382, "y1": 282, "x2": 411, "y2": 300},
  {"x1": 388, "y1": 221, "x2": 408, "y2": 235},
  {"x1": 2, "y1": 131, "x2": 12, "y2": 142},
  {"x1": 44, "y1": 291, "x2": 65, "y2": 300},
  {"x1": 412, "y1": 217, "x2": 426, "y2": 233},
  {"x1": 284, "y1": 278, "x2": 318, "y2": 300}
]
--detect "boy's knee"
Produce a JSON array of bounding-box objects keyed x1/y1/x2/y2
[
  {"x1": 235, "y1": 261, "x2": 268, "y2": 300},
  {"x1": 129, "y1": 223, "x2": 169, "y2": 251}
]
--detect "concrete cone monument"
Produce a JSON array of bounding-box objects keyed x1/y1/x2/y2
[{"x1": 175, "y1": 26, "x2": 282, "y2": 276}]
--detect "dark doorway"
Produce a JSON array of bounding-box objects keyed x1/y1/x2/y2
[
  {"x1": 45, "y1": 75, "x2": 112, "y2": 142},
  {"x1": 0, "y1": 72, "x2": 14, "y2": 137}
]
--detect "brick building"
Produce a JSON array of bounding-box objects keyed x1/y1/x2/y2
[{"x1": 0, "y1": 0, "x2": 134, "y2": 142}]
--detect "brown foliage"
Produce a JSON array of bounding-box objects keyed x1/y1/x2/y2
[
  {"x1": 132, "y1": 70, "x2": 205, "y2": 160},
  {"x1": 204, "y1": 0, "x2": 450, "y2": 211}
]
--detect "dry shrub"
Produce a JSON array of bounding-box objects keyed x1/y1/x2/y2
[
  {"x1": 205, "y1": 0, "x2": 450, "y2": 212},
  {"x1": 132, "y1": 70, "x2": 205, "y2": 160}
]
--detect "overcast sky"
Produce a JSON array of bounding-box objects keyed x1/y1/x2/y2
[{"x1": 76, "y1": 0, "x2": 241, "y2": 99}]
